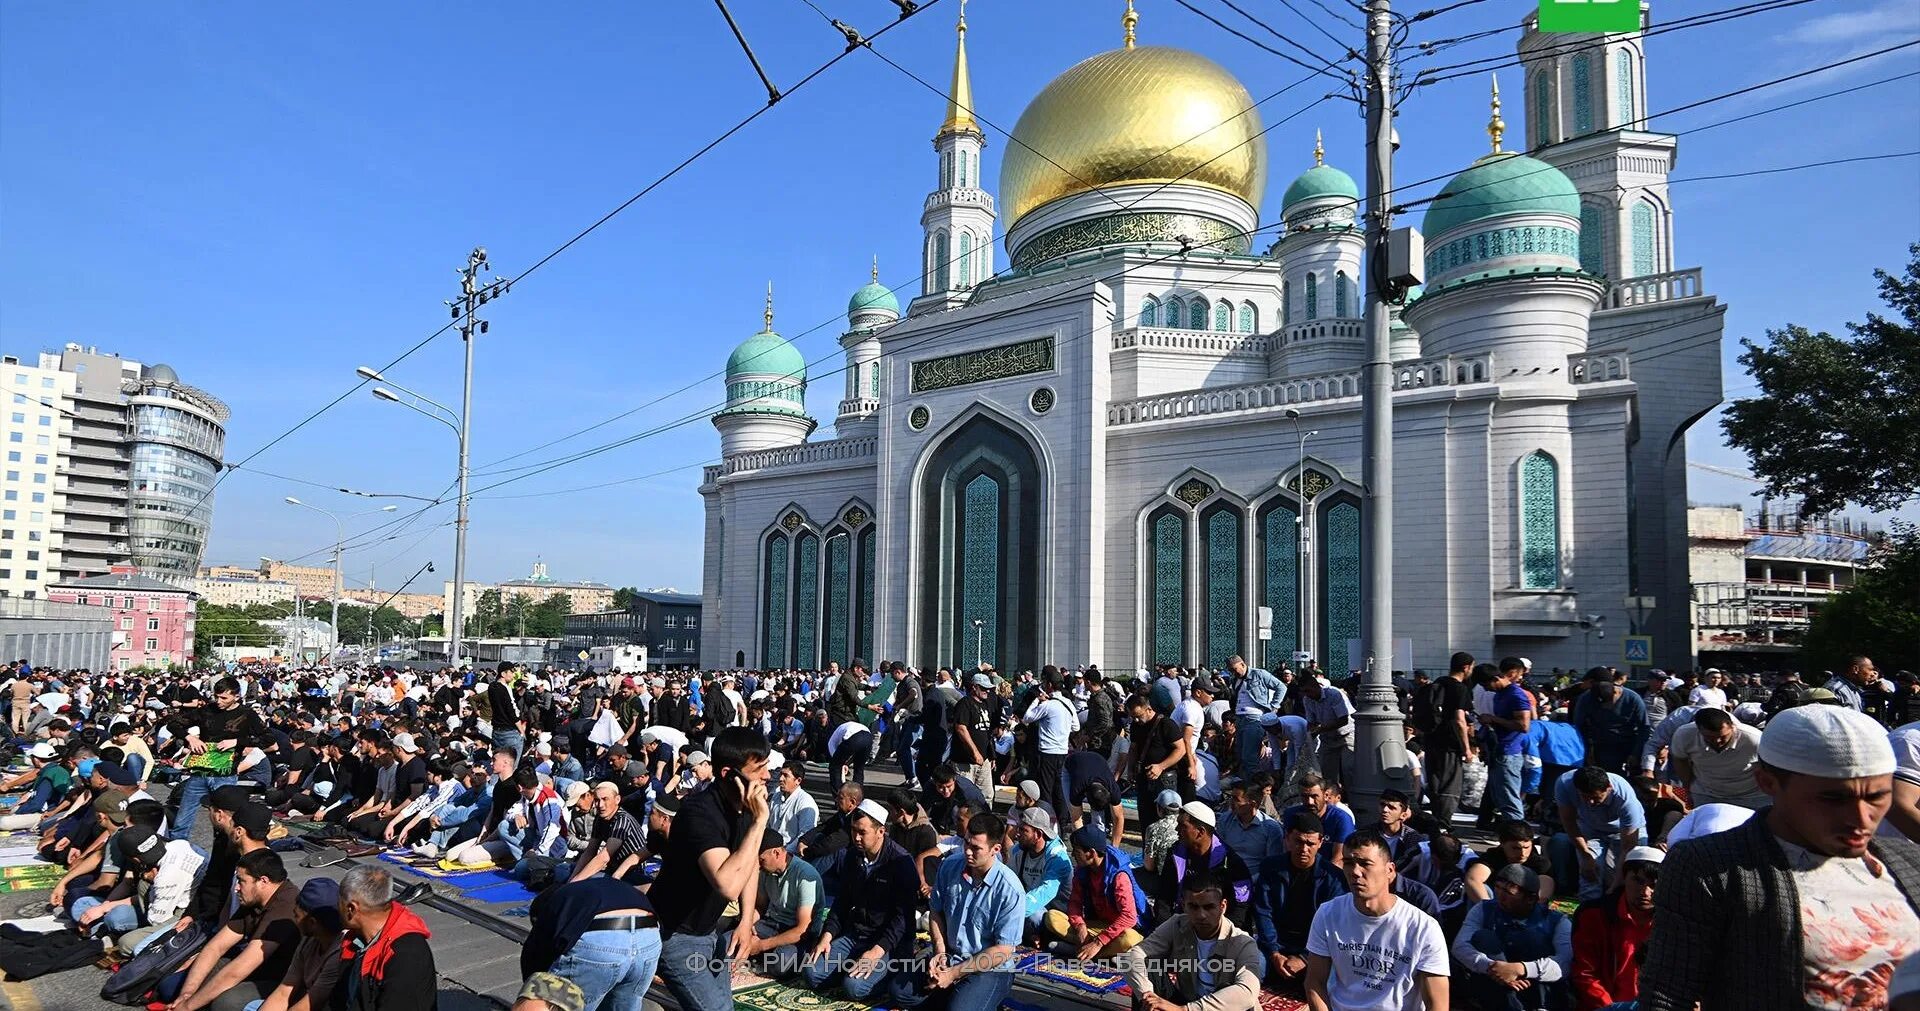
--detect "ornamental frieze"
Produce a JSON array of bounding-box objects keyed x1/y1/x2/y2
[{"x1": 910, "y1": 336, "x2": 1057, "y2": 394}]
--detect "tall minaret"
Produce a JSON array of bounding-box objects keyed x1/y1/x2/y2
[
  {"x1": 1517, "y1": 4, "x2": 1673, "y2": 281},
  {"x1": 914, "y1": 0, "x2": 995, "y2": 313}
]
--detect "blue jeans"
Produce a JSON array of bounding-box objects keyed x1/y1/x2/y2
[
  {"x1": 888, "y1": 966, "x2": 1013, "y2": 1011},
  {"x1": 548, "y1": 926, "x2": 661, "y2": 1011},
  {"x1": 1235, "y1": 715, "x2": 1267, "y2": 777},
  {"x1": 1488, "y1": 752, "x2": 1525, "y2": 822},
  {"x1": 896, "y1": 721, "x2": 922, "y2": 785},
  {"x1": 15, "y1": 778, "x2": 58, "y2": 815},
  {"x1": 801, "y1": 933, "x2": 894, "y2": 1000},
  {"x1": 493, "y1": 729, "x2": 524, "y2": 764},
  {"x1": 752, "y1": 918, "x2": 806, "y2": 978},
  {"x1": 124, "y1": 753, "x2": 148, "y2": 783},
  {"x1": 70, "y1": 896, "x2": 140, "y2": 937},
  {"x1": 658, "y1": 929, "x2": 733, "y2": 1011},
  {"x1": 1548, "y1": 833, "x2": 1618, "y2": 901},
  {"x1": 171, "y1": 774, "x2": 237, "y2": 841}
]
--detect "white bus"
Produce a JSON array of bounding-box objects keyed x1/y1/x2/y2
[{"x1": 585, "y1": 644, "x2": 650, "y2": 673}]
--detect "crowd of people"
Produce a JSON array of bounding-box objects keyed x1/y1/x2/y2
[{"x1": 0, "y1": 650, "x2": 1913, "y2": 1011}]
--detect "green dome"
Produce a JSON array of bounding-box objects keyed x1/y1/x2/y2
[
  {"x1": 1282, "y1": 164, "x2": 1359, "y2": 211},
  {"x1": 848, "y1": 281, "x2": 899, "y2": 316},
  {"x1": 725, "y1": 330, "x2": 806, "y2": 381},
  {"x1": 1422, "y1": 153, "x2": 1578, "y2": 240}
]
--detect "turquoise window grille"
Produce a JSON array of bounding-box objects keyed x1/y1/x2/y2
[
  {"x1": 763, "y1": 534, "x2": 789, "y2": 668},
  {"x1": 823, "y1": 533, "x2": 851, "y2": 669},
  {"x1": 1140, "y1": 297, "x2": 1159, "y2": 327},
  {"x1": 1579, "y1": 204, "x2": 1605, "y2": 275},
  {"x1": 1164, "y1": 297, "x2": 1182, "y2": 328},
  {"x1": 1573, "y1": 55, "x2": 1593, "y2": 135},
  {"x1": 1239, "y1": 302, "x2": 1256, "y2": 333},
  {"x1": 1631, "y1": 201, "x2": 1656, "y2": 276},
  {"x1": 1520, "y1": 451, "x2": 1561, "y2": 589},
  {"x1": 1305, "y1": 274, "x2": 1319, "y2": 320},
  {"x1": 1204, "y1": 507, "x2": 1241, "y2": 667},
  {"x1": 1149, "y1": 509, "x2": 1186, "y2": 666},
  {"x1": 958, "y1": 232, "x2": 973, "y2": 290},
  {"x1": 1615, "y1": 50, "x2": 1633, "y2": 127},
  {"x1": 1322, "y1": 501, "x2": 1362, "y2": 665},
  {"x1": 793, "y1": 532, "x2": 819, "y2": 669},
  {"x1": 934, "y1": 232, "x2": 951, "y2": 292},
  {"x1": 856, "y1": 526, "x2": 876, "y2": 664},
  {"x1": 1283, "y1": 283, "x2": 1293, "y2": 325},
  {"x1": 1189, "y1": 300, "x2": 1208, "y2": 331},
  {"x1": 1260, "y1": 501, "x2": 1299, "y2": 668},
  {"x1": 1534, "y1": 72, "x2": 1552, "y2": 148},
  {"x1": 1335, "y1": 272, "x2": 1351, "y2": 317},
  {"x1": 961, "y1": 474, "x2": 1000, "y2": 670},
  {"x1": 941, "y1": 151, "x2": 952, "y2": 189},
  {"x1": 1214, "y1": 300, "x2": 1231, "y2": 332},
  {"x1": 958, "y1": 150, "x2": 969, "y2": 188}
]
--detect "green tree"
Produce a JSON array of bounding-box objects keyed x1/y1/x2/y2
[
  {"x1": 613, "y1": 587, "x2": 641, "y2": 610},
  {"x1": 193, "y1": 603, "x2": 275, "y2": 659},
  {"x1": 526, "y1": 594, "x2": 571, "y2": 638},
  {"x1": 1802, "y1": 522, "x2": 1920, "y2": 673},
  {"x1": 1722, "y1": 243, "x2": 1920, "y2": 517},
  {"x1": 465, "y1": 589, "x2": 503, "y2": 638}
]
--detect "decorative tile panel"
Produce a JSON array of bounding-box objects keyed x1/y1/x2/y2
[
  {"x1": 1520, "y1": 452, "x2": 1561, "y2": 589},
  {"x1": 763, "y1": 535, "x2": 789, "y2": 669},
  {"x1": 1151, "y1": 511, "x2": 1186, "y2": 666},
  {"x1": 793, "y1": 534, "x2": 819, "y2": 669},
  {"x1": 1012, "y1": 212, "x2": 1250, "y2": 270},
  {"x1": 824, "y1": 534, "x2": 850, "y2": 669},
  {"x1": 1205, "y1": 509, "x2": 1241, "y2": 667},
  {"x1": 1262, "y1": 503, "x2": 1299, "y2": 666},
  {"x1": 910, "y1": 337, "x2": 1056, "y2": 394},
  {"x1": 1323, "y1": 502, "x2": 1363, "y2": 667},
  {"x1": 961, "y1": 474, "x2": 1000, "y2": 669}
]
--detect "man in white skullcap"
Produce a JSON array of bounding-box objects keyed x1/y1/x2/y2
[{"x1": 1641, "y1": 704, "x2": 1920, "y2": 1011}]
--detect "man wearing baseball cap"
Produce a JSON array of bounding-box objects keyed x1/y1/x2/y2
[
  {"x1": 1005, "y1": 806, "x2": 1071, "y2": 940},
  {"x1": 251, "y1": 878, "x2": 349, "y2": 1011},
  {"x1": 1642, "y1": 705, "x2": 1920, "y2": 1010},
  {"x1": 1450, "y1": 860, "x2": 1573, "y2": 1008}
]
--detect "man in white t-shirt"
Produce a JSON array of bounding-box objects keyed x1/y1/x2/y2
[
  {"x1": 1306, "y1": 831, "x2": 1449, "y2": 1011},
  {"x1": 1670, "y1": 707, "x2": 1767, "y2": 809},
  {"x1": 1688, "y1": 670, "x2": 1729, "y2": 711},
  {"x1": 1172, "y1": 678, "x2": 1209, "y2": 800}
]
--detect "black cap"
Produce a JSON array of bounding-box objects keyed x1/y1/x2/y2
[
  {"x1": 208, "y1": 785, "x2": 253, "y2": 812},
  {"x1": 761, "y1": 828, "x2": 786, "y2": 852},
  {"x1": 1284, "y1": 809, "x2": 1326, "y2": 835},
  {"x1": 231, "y1": 803, "x2": 272, "y2": 840},
  {"x1": 116, "y1": 825, "x2": 166, "y2": 871}
]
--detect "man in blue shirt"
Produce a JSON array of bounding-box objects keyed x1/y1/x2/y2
[
  {"x1": 1547, "y1": 766, "x2": 1645, "y2": 901},
  {"x1": 1228, "y1": 656, "x2": 1286, "y2": 780},
  {"x1": 1479, "y1": 659, "x2": 1535, "y2": 822},
  {"x1": 888, "y1": 811, "x2": 1025, "y2": 1011},
  {"x1": 1571, "y1": 674, "x2": 1649, "y2": 775}
]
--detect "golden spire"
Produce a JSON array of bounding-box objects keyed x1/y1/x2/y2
[
  {"x1": 871, "y1": 256, "x2": 880, "y2": 283},
  {"x1": 1123, "y1": 0, "x2": 1138, "y2": 48},
  {"x1": 1313, "y1": 128, "x2": 1324, "y2": 167},
  {"x1": 939, "y1": 0, "x2": 977, "y2": 135},
  {"x1": 763, "y1": 282, "x2": 775, "y2": 332},
  {"x1": 1487, "y1": 74, "x2": 1506, "y2": 155}
]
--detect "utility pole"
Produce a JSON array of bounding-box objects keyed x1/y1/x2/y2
[
  {"x1": 1350, "y1": 0, "x2": 1411, "y2": 821},
  {"x1": 447, "y1": 247, "x2": 501, "y2": 673}
]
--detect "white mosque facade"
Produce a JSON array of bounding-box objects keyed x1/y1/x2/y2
[{"x1": 698, "y1": 8, "x2": 1724, "y2": 676}]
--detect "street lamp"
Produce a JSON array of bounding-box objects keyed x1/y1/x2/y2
[
  {"x1": 284, "y1": 497, "x2": 396, "y2": 659},
  {"x1": 358, "y1": 365, "x2": 470, "y2": 668},
  {"x1": 970, "y1": 618, "x2": 985, "y2": 670},
  {"x1": 1286, "y1": 409, "x2": 1318, "y2": 669}
]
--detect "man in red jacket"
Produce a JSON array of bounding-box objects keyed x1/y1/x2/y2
[
  {"x1": 1570, "y1": 845, "x2": 1661, "y2": 1010},
  {"x1": 336, "y1": 865, "x2": 436, "y2": 1011}
]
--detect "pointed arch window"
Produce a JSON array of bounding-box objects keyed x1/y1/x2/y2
[
  {"x1": 1189, "y1": 299, "x2": 1208, "y2": 331},
  {"x1": 1534, "y1": 71, "x2": 1552, "y2": 148},
  {"x1": 792, "y1": 532, "x2": 820, "y2": 669},
  {"x1": 1520, "y1": 451, "x2": 1561, "y2": 589},
  {"x1": 958, "y1": 232, "x2": 974, "y2": 290},
  {"x1": 1283, "y1": 282, "x2": 1293, "y2": 325},
  {"x1": 1257, "y1": 498, "x2": 1300, "y2": 668},
  {"x1": 1202, "y1": 503, "x2": 1243, "y2": 667},
  {"x1": 1614, "y1": 50, "x2": 1634, "y2": 127},
  {"x1": 1305, "y1": 273, "x2": 1319, "y2": 320},
  {"x1": 1239, "y1": 301, "x2": 1257, "y2": 333},
  {"x1": 823, "y1": 531, "x2": 851, "y2": 669},
  {"x1": 1631, "y1": 201, "x2": 1656, "y2": 277},
  {"x1": 1573, "y1": 55, "x2": 1594, "y2": 135},
  {"x1": 1163, "y1": 297, "x2": 1182, "y2": 328},
  {"x1": 762, "y1": 534, "x2": 789, "y2": 668},
  {"x1": 933, "y1": 231, "x2": 951, "y2": 292},
  {"x1": 958, "y1": 150, "x2": 969, "y2": 188},
  {"x1": 856, "y1": 525, "x2": 876, "y2": 663},
  {"x1": 941, "y1": 151, "x2": 953, "y2": 189},
  {"x1": 1148, "y1": 507, "x2": 1187, "y2": 666},
  {"x1": 1214, "y1": 300, "x2": 1232, "y2": 332},
  {"x1": 1322, "y1": 498, "x2": 1363, "y2": 664},
  {"x1": 1140, "y1": 296, "x2": 1160, "y2": 328},
  {"x1": 1335, "y1": 272, "x2": 1351, "y2": 317},
  {"x1": 1579, "y1": 203, "x2": 1606, "y2": 275},
  {"x1": 960, "y1": 473, "x2": 1001, "y2": 669}
]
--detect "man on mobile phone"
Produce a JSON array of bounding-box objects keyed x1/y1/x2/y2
[{"x1": 650, "y1": 727, "x2": 773, "y2": 1011}]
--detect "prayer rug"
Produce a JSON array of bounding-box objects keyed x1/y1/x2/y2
[
  {"x1": 731, "y1": 980, "x2": 881, "y2": 1011},
  {"x1": 380, "y1": 853, "x2": 500, "y2": 880},
  {"x1": 1258, "y1": 991, "x2": 1310, "y2": 1011},
  {"x1": 1548, "y1": 897, "x2": 1580, "y2": 917},
  {"x1": 282, "y1": 821, "x2": 330, "y2": 833},
  {"x1": 465, "y1": 880, "x2": 538, "y2": 905},
  {"x1": 0, "y1": 866, "x2": 62, "y2": 893},
  {"x1": 1012, "y1": 947, "x2": 1131, "y2": 994},
  {"x1": 0, "y1": 853, "x2": 49, "y2": 870}
]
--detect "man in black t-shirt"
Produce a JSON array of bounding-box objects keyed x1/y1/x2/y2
[
  {"x1": 1425, "y1": 653, "x2": 1478, "y2": 828},
  {"x1": 488, "y1": 666, "x2": 525, "y2": 762},
  {"x1": 651, "y1": 727, "x2": 771, "y2": 1011},
  {"x1": 946, "y1": 673, "x2": 997, "y2": 801},
  {"x1": 1128, "y1": 694, "x2": 1185, "y2": 827}
]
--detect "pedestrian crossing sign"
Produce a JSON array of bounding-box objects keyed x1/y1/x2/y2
[{"x1": 1623, "y1": 635, "x2": 1653, "y2": 664}]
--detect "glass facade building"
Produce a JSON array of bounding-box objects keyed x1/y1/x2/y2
[{"x1": 126, "y1": 368, "x2": 227, "y2": 580}]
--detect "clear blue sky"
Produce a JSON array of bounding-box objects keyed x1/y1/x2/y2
[{"x1": 4, "y1": 1, "x2": 1915, "y2": 593}]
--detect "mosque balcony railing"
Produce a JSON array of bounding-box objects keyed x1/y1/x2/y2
[
  {"x1": 1280, "y1": 318, "x2": 1365, "y2": 345},
  {"x1": 838, "y1": 397, "x2": 882, "y2": 417},
  {"x1": 1107, "y1": 351, "x2": 1494, "y2": 426},
  {"x1": 923, "y1": 188, "x2": 995, "y2": 212},
  {"x1": 719, "y1": 435, "x2": 878, "y2": 476},
  {"x1": 1601, "y1": 267, "x2": 1705, "y2": 309},
  {"x1": 1568, "y1": 350, "x2": 1631, "y2": 384},
  {"x1": 1111, "y1": 327, "x2": 1274, "y2": 357}
]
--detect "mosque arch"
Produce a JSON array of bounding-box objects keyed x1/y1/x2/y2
[
  {"x1": 1614, "y1": 49, "x2": 1636, "y2": 127},
  {"x1": 914, "y1": 410, "x2": 1046, "y2": 673},
  {"x1": 933, "y1": 230, "x2": 952, "y2": 292},
  {"x1": 1140, "y1": 295, "x2": 1160, "y2": 328},
  {"x1": 1519, "y1": 450, "x2": 1562, "y2": 589},
  {"x1": 1214, "y1": 299, "x2": 1233, "y2": 332},
  {"x1": 761, "y1": 531, "x2": 790, "y2": 669},
  {"x1": 1240, "y1": 301, "x2": 1257, "y2": 334},
  {"x1": 1573, "y1": 53, "x2": 1594, "y2": 135},
  {"x1": 791, "y1": 530, "x2": 820, "y2": 670},
  {"x1": 1630, "y1": 199, "x2": 1658, "y2": 277},
  {"x1": 1335, "y1": 272, "x2": 1352, "y2": 317},
  {"x1": 1200, "y1": 499, "x2": 1246, "y2": 666},
  {"x1": 1283, "y1": 280, "x2": 1294, "y2": 325},
  {"x1": 821, "y1": 526, "x2": 853, "y2": 670},
  {"x1": 1164, "y1": 296, "x2": 1183, "y2": 328},
  {"x1": 1579, "y1": 200, "x2": 1608, "y2": 275},
  {"x1": 1142, "y1": 503, "x2": 1188, "y2": 667},
  {"x1": 958, "y1": 232, "x2": 974, "y2": 290},
  {"x1": 1254, "y1": 494, "x2": 1301, "y2": 668},
  {"x1": 1189, "y1": 299, "x2": 1208, "y2": 331},
  {"x1": 1305, "y1": 273, "x2": 1319, "y2": 320}
]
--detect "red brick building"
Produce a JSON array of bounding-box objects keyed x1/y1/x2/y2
[{"x1": 45, "y1": 566, "x2": 198, "y2": 670}]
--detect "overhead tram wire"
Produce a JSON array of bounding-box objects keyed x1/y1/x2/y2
[
  {"x1": 192, "y1": 0, "x2": 937, "y2": 515},
  {"x1": 1210, "y1": 0, "x2": 1359, "y2": 64},
  {"x1": 1169, "y1": 0, "x2": 1356, "y2": 79},
  {"x1": 472, "y1": 35, "x2": 1342, "y2": 473},
  {"x1": 1411, "y1": 0, "x2": 1820, "y2": 82},
  {"x1": 1667, "y1": 149, "x2": 1920, "y2": 184}
]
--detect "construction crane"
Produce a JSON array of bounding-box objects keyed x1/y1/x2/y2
[{"x1": 1689, "y1": 461, "x2": 1765, "y2": 483}]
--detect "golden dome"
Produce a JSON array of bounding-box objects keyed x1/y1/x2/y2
[{"x1": 998, "y1": 45, "x2": 1267, "y2": 228}]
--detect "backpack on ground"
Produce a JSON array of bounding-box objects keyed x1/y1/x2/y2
[{"x1": 100, "y1": 919, "x2": 208, "y2": 1006}]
